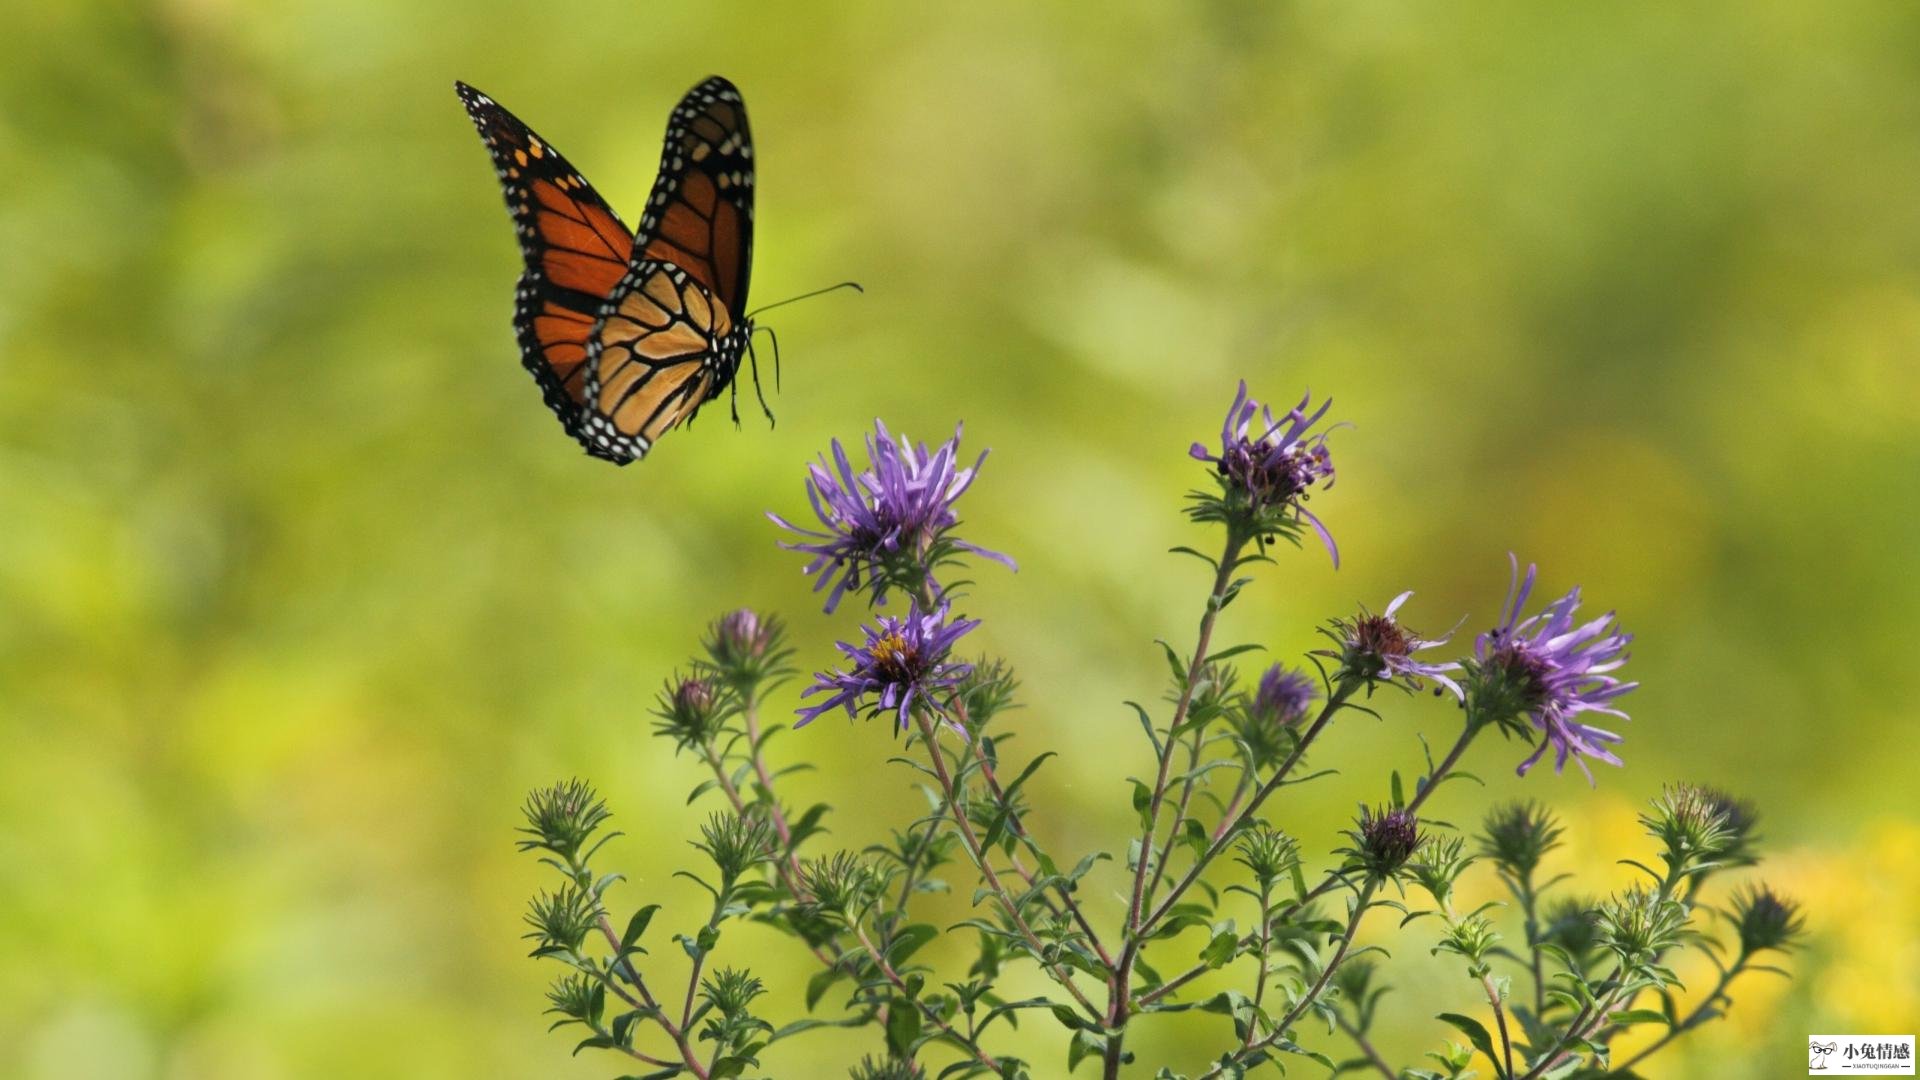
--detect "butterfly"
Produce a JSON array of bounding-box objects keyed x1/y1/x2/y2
[{"x1": 457, "y1": 76, "x2": 761, "y2": 464}]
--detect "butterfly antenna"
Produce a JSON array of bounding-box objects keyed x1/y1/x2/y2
[{"x1": 744, "y1": 280, "x2": 863, "y2": 320}]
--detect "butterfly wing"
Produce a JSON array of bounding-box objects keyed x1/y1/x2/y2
[
  {"x1": 456, "y1": 81, "x2": 635, "y2": 458},
  {"x1": 633, "y1": 76, "x2": 755, "y2": 317},
  {"x1": 582, "y1": 260, "x2": 742, "y2": 463}
]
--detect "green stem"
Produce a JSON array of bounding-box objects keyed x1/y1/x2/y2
[
  {"x1": 1611, "y1": 956, "x2": 1748, "y2": 1074},
  {"x1": 914, "y1": 709, "x2": 1104, "y2": 1019},
  {"x1": 1106, "y1": 533, "x2": 1246, "y2": 1080},
  {"x1": 1207, "y1": 878, "x2": 1379, "y2": 1076},
  {"x1": 1334, "y1": 1014, "x2": 1397, "y2": 1080}
]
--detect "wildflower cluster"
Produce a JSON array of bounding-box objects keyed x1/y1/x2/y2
[{"x1": 512, "y1": 384, "x2": 1804, "y2": 1079}]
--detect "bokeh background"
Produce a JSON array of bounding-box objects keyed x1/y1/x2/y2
[{"x1": 3, "y1": 2, "x2": 1917, "y2": 1077}]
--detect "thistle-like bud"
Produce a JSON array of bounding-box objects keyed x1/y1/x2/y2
[
  {"x1": 695, "y1": 812, "x2": 772, "y2": 885},
  {"x1": 704, "y1": 608, "x2": 790, "y2": 689},
  {"x1": 1331, "y1": 957, "x2": 1384, "y2": 1026},
  {"x1": 1185, "y1": 662, "x2": 1240, "y2": 729},
  {"x1": 1730, "y1": 884, "x2": 1805, "y2": 956},
  {"x1": 952, "y1": 657, "x2": 1019, "y2": 733},
  {"x1": 1479, "y1": 800, "x2": 1564, "y2": 880},
  {"x1": 1595, "y1": 884, "x2": 1690, "y2": 970},
  {"x1": 1233, "y1": 823, "x2": 1302, "y2": 893},
  {"x1": 1409, "y1": 835, "x2": 1476, "y2": 907},
  {"x1": 1539, "y1": 896, "x2": 1603, "y2": 967},
  {"x1": 516, "y1": 779, "x2": 612, "y2": 863},
  {"x1": 544, "y1": 972, "x2": 602, "y2": 1025},
  {"x1": 798, "y1": 851, "x2": 893, "y2": 920},
  {"x1": 654, "y1": 672, "x2": 730, "y2": 749},
  {"x1": 523, "y1": 883, "x2": 598, "y2": 954},
  {"x1": 1346, "y1": 805, "x2": 1427, "y2": 880},
  {"x1": 1435, "y1": 913, "x2": 1501, "y2": 977},
  {"x1": 1640, "y1": 784, "x2": 1733, "y2": 876},
  {"x1": 851, "y1": 1057, "x2": 926, "y2": 1080},
  {"x1": 702, "y1": 967, "x2": 769, "y2": 1017},
  {"x1": 1698, "y1": 787, "x2": 1762, "y2": 868}
]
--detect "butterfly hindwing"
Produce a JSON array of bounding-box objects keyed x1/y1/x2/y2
[
  {"x1": 582, "y1": 259, "x2": 746, "y2": 463},
  {"x1": 634, "y1": 76, "x2": 756, "y2": 317},
  {"x1": 456, "y1": 81, "x2": 635, "y2": 459}
]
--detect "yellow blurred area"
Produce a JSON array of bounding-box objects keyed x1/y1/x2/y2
[{"x1": 3, "y1": 2, "x2": 1917, "y2": 1077}]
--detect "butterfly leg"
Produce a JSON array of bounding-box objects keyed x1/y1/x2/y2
[{"x1": 747, "y1": 328, "x2": 778, "y2": 427}]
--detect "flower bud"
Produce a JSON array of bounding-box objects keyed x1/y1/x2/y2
[
  {"x1": 1348, "y1": 805, "x2": 1426, "y2": 879},
  {"x1": 1479, "y1": 800, "x2": 1564, "y2": 879},
  {"x1": 1731, "y1": 884, "x2": 1805, "y2": 956}
]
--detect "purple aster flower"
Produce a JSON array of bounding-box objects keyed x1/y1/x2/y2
[
  {"x1": 1475, "y1": 555, "x2": 1637, "y2": 782},
  {"x1": 769, "y1": 421, "x2": 1014, "y2": 613},
  {"x1": 1251, "y1": 665, "x2": 1317, "y2": 728},
  {"x1": 1189, "y1": 381, "x2": 1341, "y2": 565},
  {"x1": 1321, "y1": 592, "x2": 1463, "y2": 698},
  {"x1": 796, "y1": 602, "x2": 979, "y2": 734}
]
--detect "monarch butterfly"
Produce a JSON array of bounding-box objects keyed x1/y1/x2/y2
[{"x1": 456, "y1": 76, "x2": 761, "y2": 464}]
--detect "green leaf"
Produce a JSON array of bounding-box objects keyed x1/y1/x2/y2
[
  {"x1": 1050, "y1": 1003, "x2": 1087, "y2": 1031},
  {"x1": 1067, "y1": 1029, "x2": 1107, "y2": 1072},
  {"x1": 572, "y1": 1034, "x2": 616, "y2": 1055},
  {"x1": 1435, "y1": 1013, "x2": 1499, "y2": 1073},
  {"x1": 885, "y1": 998, "x2": 922, "y2": 1058},
  {"x1": 1002, "y1": 752, "x2": 1058, "y2": 800},
  {"x1": 889, "y1": 923, "x2": 940, "y2": 965},
  {"x1": 1607, "y1": 1009, "x2": 1670, "y2": 1028},
  {"x1": 1201, "y1": 926, "x2": 1239, "y2": 969},
  {"x1": 621, "y1": 905, "x2": 661, "y2": 952},
  {"x1": 805, "y1": 967, "x2": 845, "y2": 1012}
]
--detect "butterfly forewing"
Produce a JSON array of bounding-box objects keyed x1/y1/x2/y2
[
  {"x1": 633, "y1": 76, "x2": 756, "y2": 316},
  {"x1": 456, "y1": 81, "x2": 634, "y2": 458}
]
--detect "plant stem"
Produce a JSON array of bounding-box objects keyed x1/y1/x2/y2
[
  {"x1": 1139, "y1": 685, "x2": 1352, "y2": 931},
  {"x1": 1205, "y1": 878, "x2": 1378, "y2": 1077},
  {"x1": 852, "y1": 922, "x2": 1003, "y2": 1071},
  {"x1": 592, "y1": 913, "x2": 710, "y2": 1079},
  {"x1": 1108, "y1": 534, "x2": 1245, "y2": 1079},
  {"x1": 1612, "y1": 957, "x2": 1747, "y2": 1074},
  {"x1": 697, "y1": 740, "x2": 839, "y2": 971},
  {"x1": 968, "y1": 734, "x2": 1115, "y2": 969},
  {"x1": 1334, "y1": 1014, "x2": 1398, "y2": 1080},
  {"x1": 914, "y1": 710, "x2": 1104, "y2": 1019},
  {"x1": 1482, "y1": 972, "x2": 1517, "y2": 1080},
  {"x1": 1141, "y1": 717, "x2": 1477, "y2": 1016}
]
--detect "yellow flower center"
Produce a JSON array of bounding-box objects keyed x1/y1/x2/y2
[{"x1": 870, "y1": 631, "x2": 916, "y2": 677}]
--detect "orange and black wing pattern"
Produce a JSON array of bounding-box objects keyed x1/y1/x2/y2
[
  {"x1": 582, "y1": 259, "x2": 746, "y2": 463},
  {"x1": 456, "y1": 81, "x2": 634, "y2": 458},
  {"x1": 632, "y1": 76, "x2": 755, "y2": 317}
]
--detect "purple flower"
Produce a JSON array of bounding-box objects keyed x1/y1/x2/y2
[
  {"x1": 1190, "y1": 381, "x2": 1340, "y2": 565},
  {"x1": 1477, "y1": 556, "x2": 1637, "y2": 782},
  {"x1": 1352, "y1": 805, "x2": 1426, "y2": 876},
  {"x1": 714, "y1": 608, "x2": 769, "y2": 659},
  {"x1": 1323, "y1": 592, "x2": 1463, "y2": 697},
  {"x1": 796, "y1": 602, "x2": 979, "y2": 733},
  {"x1": 1251, "y1": 665, "x2": 1317, "y2": 728},
  {"x1": 769, "y1": 421, "x2": 1014, "y2": 613}
]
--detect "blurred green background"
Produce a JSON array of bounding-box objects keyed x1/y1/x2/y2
[{"x1": 3, "y1": 2, "x2": 1917, "y2": 1077}]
